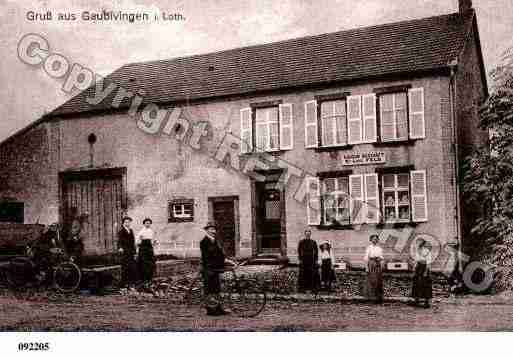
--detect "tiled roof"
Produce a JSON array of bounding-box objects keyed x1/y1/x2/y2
[{"x1": 49, "y1": 10, "x2": 475, "y2": 117}]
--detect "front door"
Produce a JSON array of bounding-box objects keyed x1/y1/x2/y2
[
  {"x1": 211, "y1": 198, "x2": 237, "y2": 257},
  {"x1": 256, "y1": 181, "x2": 283, "y2": 254},
  {"x1": 60, "y1": 168, "x2": 126, "y2": 255}
]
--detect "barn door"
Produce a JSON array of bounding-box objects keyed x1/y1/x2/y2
[{"x1": 61, "y1": 169, "x2": 125, "y2": 255}]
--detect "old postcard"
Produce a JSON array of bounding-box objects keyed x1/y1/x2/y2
[{"x1": 0, "y1": 0, "x2": 512, "y2": 356}]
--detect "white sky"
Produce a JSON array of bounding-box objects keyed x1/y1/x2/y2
[{"x1": 0, "y1": 0, "x2": 512, "y2": 142}]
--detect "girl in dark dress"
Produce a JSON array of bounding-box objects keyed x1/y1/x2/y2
[
  {"x1": 319, "y1": 242, "x2": 336, "y2": 292},
  {"x1": 364, "y1": 234, "x2": 384, "y2": 304},
  {"x1": 136, "y1": 218, "x2": 157, "y2": 288},
  {"x1": 412, "y1": 239, "x2": 433, "y2": 308}
]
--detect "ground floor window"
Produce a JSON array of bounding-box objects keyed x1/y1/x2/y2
[
  {"x1": 321, "y1": 176, "x2": 350, "y2": 225},
  {"x1": 382, "y1": 173, "x2": 411, "y2": 223},
  {"x1": 168, "y1": 199, "x2": 194, "y2": 222},
  {"x1": 0, "y1": 202, "x2": 24, "y2": 223}
]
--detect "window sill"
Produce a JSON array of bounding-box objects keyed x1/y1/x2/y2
[
  {"x1": 240, "y1": 150, "x2": 288, "y2": 157},
  {"x1": 373, "y1": 139, "x2": 417, "y2": 147},
  {"x1": 316, "y1": 224, "x2": 353, "y2": 230},
  {"x1": 375, "y1": 221, "x2": 419, "y2": 228},
  {"x1": 168, "y1": 218, "x2": 194, "y2": 223},
  {"x1": 314, "y1": 144, "x2": 354, "y2": 152}
]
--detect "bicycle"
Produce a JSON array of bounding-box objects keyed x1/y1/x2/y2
[
  {"x1": 5, "y1": 223, "x2": 82, "y2": 294},
  {"x1": 185, "y1": 260, "x2": 267, "y2": 318}
]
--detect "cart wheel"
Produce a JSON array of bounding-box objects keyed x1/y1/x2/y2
[
  {"x1": 227, "y1": 278, "x2": 266, "y2": 318},
  {"x1": 54, "y1": 262, "x2": 81, "y2": 293}
]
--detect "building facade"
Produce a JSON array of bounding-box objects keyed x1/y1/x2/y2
[{"x1": 0, "y1": 2, "x2": 488, "y2": 269}]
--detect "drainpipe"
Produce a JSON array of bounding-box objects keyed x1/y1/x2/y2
[{"x1": 449, "y1": 59, "x2": 463, "y2": 270}]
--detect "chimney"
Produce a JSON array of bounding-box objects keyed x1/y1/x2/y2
[{"x1": 459, "y1": 0, "x2": 472, "y2": 13}]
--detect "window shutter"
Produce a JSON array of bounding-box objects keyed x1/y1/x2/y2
[
  {"x1": 409, "y1": 88, "x2": 425, "y2": 139},
  {"x1": 349, "y1": 174, "x2": 364, "y2": 224},
  {"x1": 364, "y1": 173, "x2": 380, "y2": 224},
  {"x1": 304, "y1": 100, "x2": 318, "y2": 148},
  {"x1": 362, "y1": 94, "x2": 377, "y2": 143},
  {"x1": 410, "y1": 170, "x2": 428, "y2": 222},
  {"x1": 380, "y1": 94, "x2": 395, "y2": 142},
  {"x1": 306, "y1": 176, "x2": 321, "y2": 225},
  {"x1": 347, "y1": 95, "x2": 363, "y2": 144},
  {"x1": 279, "y1": 103, "x2": 294, "y2": 150},
  {"x1": 240, "y1": 107, "x2": 252, "y2": 153}
]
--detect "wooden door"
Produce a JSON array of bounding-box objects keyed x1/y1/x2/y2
[
  {"x1": 212, "y1": 200, "x2": 236, "y2": 257},
  {"x1": 61, "y1": 170, "x2": 125, "y2": 255}
]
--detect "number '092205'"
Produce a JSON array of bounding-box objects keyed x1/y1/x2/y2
[{"x1": 18, "y1": 342, "x2": 50, "y2": 351}]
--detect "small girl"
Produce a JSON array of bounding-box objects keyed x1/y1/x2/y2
[
  {"x1": 136, "y1": 218, "x2": 157, "y2": 288},
  {"x1": 319, "y1": 242, "x2": 336, "y2": 292}
]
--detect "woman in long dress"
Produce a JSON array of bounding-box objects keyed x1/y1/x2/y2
[
  {"x1": 136, "y1": 218, "x2": 157, "y2": 288},
  {"x1": 364, "y1": 234, "x2": 384, "y2": 304},
  {"x1": 411, "y1": 239, "x2": 433, "y2": 308}
]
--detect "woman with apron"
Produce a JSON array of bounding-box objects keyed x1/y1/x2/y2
[
  {"x1": 411, "y1": 239, "x2": 433, "y2": 308},
  {"x1": 136, "y1": 218, "x2": 157, "y2": 288}
]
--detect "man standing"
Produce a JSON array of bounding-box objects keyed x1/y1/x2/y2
[
  {"x1": 297, "y1": 229, "x2": 319, "y2": 293},
  {"x1": 118, "y1": 216, "x2": 137, "y2": 290},
  {"x1": 200, "y1": 222, "x2": 234, "y2": 316}
]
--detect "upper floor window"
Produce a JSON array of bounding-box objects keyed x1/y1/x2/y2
[
  {"x1": 240, "y1": 102, "x2": 293, "y2": 153},
  {"x1": 320, "y1": 99, "x2": 347, "y2": 147},
  {"x1": 304, "y1": 87, "x2": 425, "y2": 148}
]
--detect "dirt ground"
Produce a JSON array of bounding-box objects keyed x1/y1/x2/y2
[{"x1": 1, "y1": 291, "x2": 513, "y2": 331}]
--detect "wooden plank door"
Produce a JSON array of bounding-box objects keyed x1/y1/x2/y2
[
  {"x1": 62, "y1": 172, "x2": 124, "y2": 255},
  {"x1": 212, "y1": 200, "x2": 236, "y2": 257}
]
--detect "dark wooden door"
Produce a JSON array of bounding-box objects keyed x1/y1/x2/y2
[
  {"x1": 260, "y1": 187, "x2": 281, "y2": 250},
  {"x1": 61, "y1": 170, "x2": 124, "y2": 255},
  {"x1": 212, "y1": 200, "x2": 236, "y2": 257}
]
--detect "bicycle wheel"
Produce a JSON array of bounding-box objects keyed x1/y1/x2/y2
[
  {"x1": 227, "y1": 278, "x2": 266, "y2": 318},
  {"x1": 5, "y1": 257, "x2": 33, "y2": 290},
  {"x1": 184, "y1": 274, "x2": 204, "y2": 306},
  {"x1": 54, "y1": 261, "x2": 81, "y2": 293}
]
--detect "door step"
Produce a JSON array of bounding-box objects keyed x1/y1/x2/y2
[{"x1": 246, "y1": 254, "x2": 288, "y2": 266}]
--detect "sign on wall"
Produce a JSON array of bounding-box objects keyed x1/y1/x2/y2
[{"x1": 342, "y1": 151, "x2": 386, "y2": 166}]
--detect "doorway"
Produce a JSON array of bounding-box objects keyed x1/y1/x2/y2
[
  {"x1": 254, "y1": 178, "x2": 285, "y2": 255},
  {"x1": 209, "y1": 196, "x2": 239, "y2": 257}
]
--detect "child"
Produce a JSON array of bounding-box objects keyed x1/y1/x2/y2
[{"x1": 319, "y1": 242, "x2": 336, "y2": 292}]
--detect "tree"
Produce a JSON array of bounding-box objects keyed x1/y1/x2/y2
[{"x1": 462, "y1": 47, "x2": 513, "y2": 290}]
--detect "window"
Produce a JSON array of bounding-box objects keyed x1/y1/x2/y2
[
  {"x1": 320, "y1": 100, "x2": 347, "y2": 147},
  {"x1": 0, "y1": 202, "x2": 24, "y2": 223},
  {"x1": 306, "y1": 173, "x2": 379, "y2": 226},
  {"x1": 382, "y1": 173, "x2": 410, "y2": 222},
  {"x1": 378, "y1": 88, "x2": 425, "y2": 142},
  {"x1": 306, "y1": 169, "x2": 428, "y2": 226},
  {"x1": 240, "y1": 103, "x2": 294, "y2": 153},
  {"x1": 381, "y1": 170, "x2": 428, "y2": 223},
  {"x1": 321, "y1": 176, "x2": 350, "y2": 225},
  {"x1": 168, "y1": 199, "x2": 194, "y2": 222},
  {"x1": 305, "y1": 87, "x2": 424, "y2": 147}
]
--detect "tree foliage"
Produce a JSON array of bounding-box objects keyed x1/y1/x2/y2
[{"x1": 462, "y1": 47, "x2": 513, "y2": 288}]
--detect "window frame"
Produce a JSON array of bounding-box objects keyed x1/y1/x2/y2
[
  {"x1": 381, "y1": 172, "x2": 411, "y2": 224},
  {"x1": 168, "y1": 199, "x2": 194, "y2": 223},
  {"x1": 254, "y1": 105, "x2": 280, "y2": 152},
  {"x1": 315, "y1": 93, "x2": 351, "y2": 149},
  {"x1": 317, "y1": 171, "x2": 352, "y2": 227},
  {"x1": 378, "y1": 91, "x2": 409, "y2": 143}
]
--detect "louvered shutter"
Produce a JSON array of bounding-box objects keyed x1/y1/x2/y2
[
  {"x1": 240, "y1": 108, "x2": 252, "y2": 153},
  {"x1": 364, "y1": 173, "x2": 380, "y2": 224},
  {"x1": 279, "y1": 103, "x2": 294, "y2": 150},
  {"x1": 362, "y1": 94, "x2": 377, "y2": 143},
  {"x1": 410, "y1": 170, "x2": 428, "y2": 222},
  {"x1": 349, "y1": 174, "x2": 364, "y2": 224},
  {"x1": 409, "y1": 88, "x2": 425, "y2": 139},
  {"x1": 304, "y1": 100, "x2": 318, "y2": 148},
  {"x1": 380, "y1": 94, "x2": 395, "y2": 142},
  {"x1": 347, "y1": 95, "x2": 363, "y2": 144},
  {"x1": 306, "y1": 176, "x2": 321, "y2": 225}
]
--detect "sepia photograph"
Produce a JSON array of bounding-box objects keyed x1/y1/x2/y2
[{"x1": 1, "y1": 0, "x2": 513, "y2": 355}]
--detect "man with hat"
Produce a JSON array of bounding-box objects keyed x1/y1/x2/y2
[
  {"x1": 118, "y1": 216, "x2": 137, "y2": 290},
  {"x1": 200, "y1": 221, "x2": 235, "y2": 316}
]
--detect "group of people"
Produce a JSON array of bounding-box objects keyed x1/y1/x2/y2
[
  {"x1": 117, "y1": 216, "x2": 158, "y2": 290},
  {"x1": 298, "y1": 230, "x2": 434, "y2": 308}
]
